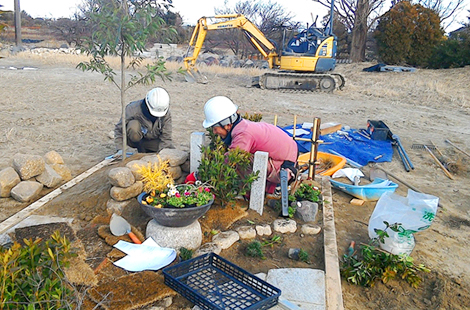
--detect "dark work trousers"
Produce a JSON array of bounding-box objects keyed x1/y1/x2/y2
[{"x1": 127, "y1": 120, "x2": 160, "y2": 153}]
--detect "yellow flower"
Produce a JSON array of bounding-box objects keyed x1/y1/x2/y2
[
  {"x1": 141, "y1": 201, "x2": 147, "y2": 205},
  {"x1": 146, "y1": 196, "x2": 154, "y2": 203},
  {"x1": 150, "y1": 190, "x2": 156, "y2": 197},
  {"x1": 155, "y1": 204, "x2": 163, "y2": 208},
  {"x1": 160, "y1": 193, "x2": 167, "y2": 198}
]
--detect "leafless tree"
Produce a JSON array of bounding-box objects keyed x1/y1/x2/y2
[
  {"x1": 210, "y1": 0, "x2": 297, "y2": 58},
  {"x1": 414, "y1": 0, "x2": 465, "y2": 29},
  {"x1": 313, "y1": 0, "x2": 386, "y2": 62}
]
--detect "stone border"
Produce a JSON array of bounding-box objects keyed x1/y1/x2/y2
[
  {"x1": 0, "y1": 157, "x2": 116, "y2": 234},
  {"x1": 321, "y1": 176, "x2": 344, "y2": 310}
]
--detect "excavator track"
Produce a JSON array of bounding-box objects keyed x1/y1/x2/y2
[{"x1": 255, "y1": 71, "x2": 345, "y2": 92}]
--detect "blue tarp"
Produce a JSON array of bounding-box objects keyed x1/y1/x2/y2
[{"x1": 281, "y1": 125, "x2": 393, "y2": 167}]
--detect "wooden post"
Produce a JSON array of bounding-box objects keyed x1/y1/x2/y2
[{"x1": 14, "y1": 0, "x2": 22, "y2": 47}]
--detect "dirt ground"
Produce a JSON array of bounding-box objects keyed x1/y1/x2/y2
[{"x1": 1, "y1": 52, "x2": 470, "y2": 309}]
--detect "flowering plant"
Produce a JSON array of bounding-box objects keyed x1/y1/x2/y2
[
  {"x1": 141, "y1": 182, "x2": 214, "y2": 208},
  {"x1": 137, "y1": 159, "x2": 214, "y2": 209}
]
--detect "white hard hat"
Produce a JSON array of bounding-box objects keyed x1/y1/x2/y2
[
  {"x1": 202, "y1": 96, "x2": 238, "y2": 128},
  {"x1": 145, "y1": 87, "x2": 170, "y2": 117}
]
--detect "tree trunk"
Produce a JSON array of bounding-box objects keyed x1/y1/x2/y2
[{"x1": 350, "y1": 0, "x2": 369, "y2": 62}]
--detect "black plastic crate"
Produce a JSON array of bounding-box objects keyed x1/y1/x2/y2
[
  {"x1": 366, "y1": 120, "x2": 391, "y2": 140},
  {"x1": 162, "y1": 253, "x2": 281, "y2": 310}
]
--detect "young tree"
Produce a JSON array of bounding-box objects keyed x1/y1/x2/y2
[
  {"x1": 374, "y1": 1, "x2": 444, "y2": 66},
  {"x1": 76, "y1": 0, "x2": 175, "y2": 160}
]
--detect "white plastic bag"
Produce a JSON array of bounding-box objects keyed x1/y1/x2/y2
[{"x1": 368, "y1": 189, "x2": 439, "y2": 255}]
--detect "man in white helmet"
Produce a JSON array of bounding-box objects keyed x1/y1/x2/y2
[
  {"x1": 201, "y1": 95, "x2": 298, "y2": 194},
  {"x1": 114, "y1": 87, "x2": 174, "y2": 153}
]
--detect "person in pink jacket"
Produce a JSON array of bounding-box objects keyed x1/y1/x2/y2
[{"x1": 202, "y1": 96, "x2": 298, "y2": 194}]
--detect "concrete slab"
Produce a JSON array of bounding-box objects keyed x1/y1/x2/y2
[{"x1": 256, "y1": 268, "x2": 326, "y2": 310}]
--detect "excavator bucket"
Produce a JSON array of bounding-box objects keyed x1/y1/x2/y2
[{"x1": 185, "y1": 68, "x2": 208, "y2": 84}]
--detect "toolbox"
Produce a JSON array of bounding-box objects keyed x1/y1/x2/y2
[
  {"x1": 162, "y1": 253, "x2": 281, "y2": 310},
  {"x1": 366, "y1": 120, "x2": 391, "y2": 140}
]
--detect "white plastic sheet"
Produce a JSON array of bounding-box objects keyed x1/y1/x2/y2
[{"x1": 113, "y1": 237, "x2": 176, "y2": 272}]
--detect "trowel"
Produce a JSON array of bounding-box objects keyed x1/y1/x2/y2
[{"x1": 109, "y1": 213, "x2": 142, "y2": 244}]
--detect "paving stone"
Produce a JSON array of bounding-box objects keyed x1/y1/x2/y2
[{"x1": 266, "y1": 268, "x2": 325, "y2": 310}]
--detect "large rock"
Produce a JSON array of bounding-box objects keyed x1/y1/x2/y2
[
  {"x1": 110, "y1": 181, "x2": 143, "y2": 201},
  {"x1": 168, "y1": 166, "x2": 182, "y2": 180},
  {"x1": 36, "y1": 164, "x2": 63, "y2": 188},
  {"x1": 0, "y1": 167, "x2": 21, "y2": 197},
  {"x1": 125, "y1": 159, "x2": 147, "y2": 181},
  {"x1": 12, "y1": 153, "x2": 45, "y2": 180},
  {"x1": 146, "y1": 219, "x2": 202, "y2": 250},
  {"x1": 294, "y1": 201, "x2": 319, "y2": 223},
  {"x1": 10, "y1": 181, "x2": 43, "y2": 202},
  {"x1": 44, "y1": 150, "x2": 64, "y2": 164},
  {"x1": 141, "y1": 154, "x2": 161, "y2": 166},
  {"x1": 158, "y1": 148, "x2": 189, "y2": 166},
  {"x1": 50, "y1": 163, "x2": 72, "y2": 182},
  {"x1": 107, "y1": 167, "x2": 135, "y2": 188}
]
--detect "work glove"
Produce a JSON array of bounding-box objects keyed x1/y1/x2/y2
[{"x1": 105, "y1": 150, "x2": 133, "y2": 160}]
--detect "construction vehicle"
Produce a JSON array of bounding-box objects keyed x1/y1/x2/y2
[{"x1": 183, "y1": 2, "x2": 345, "y2": 92}]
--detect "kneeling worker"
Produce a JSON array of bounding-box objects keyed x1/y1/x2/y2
[
  {"x1": 202, "y1": 96, "x2": 298, "y2": 193},
  {"x1": 114, "y1": 87, "x2": 174, "y2": 153}
]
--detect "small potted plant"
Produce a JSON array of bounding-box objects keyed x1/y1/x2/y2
[{"x1": 136, "y1": 158, "x2": 214, "y2": 227}]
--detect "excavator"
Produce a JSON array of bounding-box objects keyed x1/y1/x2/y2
[{"x1": 183, "y1": 2, "x2": 345, "y2": 92}]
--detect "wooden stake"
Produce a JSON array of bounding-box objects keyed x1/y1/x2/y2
[{"x1": 424, "y1": 145, "x2": 454, "y2": 180}]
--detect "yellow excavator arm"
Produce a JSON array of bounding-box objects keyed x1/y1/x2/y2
[{"x1": 183, "y1": 14, "x2": 280, "y2": 82}]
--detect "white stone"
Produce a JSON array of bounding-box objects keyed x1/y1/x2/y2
[
  {"x1": 236, "y1": 226, "x2": 256, "y2": 239},
  {"x1": 195, "y1": 242, "x2": 222, "y2": 256},
  {"x1": 0, "y1": 167, "x2": 21, "y2": 197},
  {"x1": 10, "y1": 181, "x2": 43, "y2": 202},
  {"x1": 212, "y1": 231, "x2": 240, "y2": 249},
  {"x1": 273, "y1": 219, "x2": 297, "y2": 234},
  {"x1": 158, "y1": 148, "x2": 189, "y2": 166},
  {"x1": 301, "y1": 224, "x2": 322, "y2": 235},
  {"x1": 36, "y1": 164, "x2": 63, "y2": 188},
  {"x1": 255, "y1": 224, "x2": 272, "y2": 236}
]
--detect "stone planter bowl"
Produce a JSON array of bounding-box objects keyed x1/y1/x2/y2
[{"x1": 137, "y1": 192, "x2": 213, "y2": 227}]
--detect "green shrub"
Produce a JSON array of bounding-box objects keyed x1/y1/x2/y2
[
  {"x1": 0, "y1": 231, "x2": 77, "y2": 309},
  {"x1": 179, "y1": 247, "x2": 193, "y2": 261},
  {"x1": 427, "y1": 32, "x2": 470, "y2": 68},
  {"x1": 198, "y1": 134, "x2": 259, "y2": 207}
]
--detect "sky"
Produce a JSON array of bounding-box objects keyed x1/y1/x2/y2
[{"x1": 1, "y1": 0, "x2": 468, "y2": 32}]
